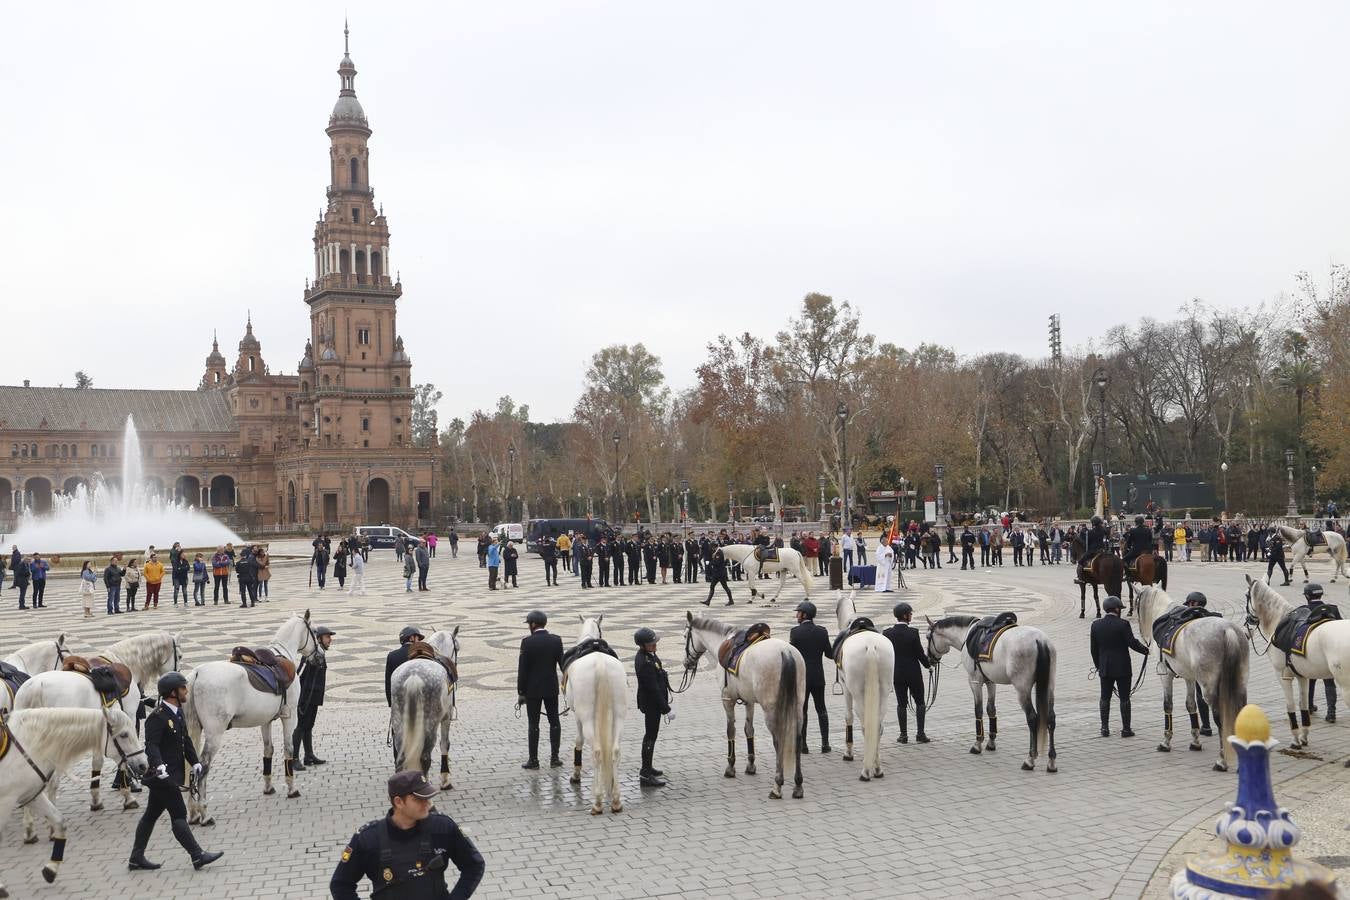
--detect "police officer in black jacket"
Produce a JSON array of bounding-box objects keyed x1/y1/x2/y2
[
  {"x1": 634, "y1": 627, "x2": 672, "y2": 787},
  {"x1": 385, "y1": 626, "x2": 424, "y2": 706},
  {"x1": 1183, "y1": 593, "x2": 1216, "y2": 735},
  {"x1": 789, "y1": 601, "x2": 833, "y2": 754},
  {"x1": 1304, "y1": 584, "x2": 1338, "y2": 722},
  {"x1": 518, "y1": 610, "x2": 564, "y2": 768},
  {"x1": 330, "y1": 770, "x2": 484, "y2": 900},
  {"x1": 1123, "y1": 515, "x2": 1155, "y2": 569},
  {"x1": 1089, "y1": 596, "x2": 1149, "y2": 737},
  {"x1": 883, "y1": 602, "x2": 931, "y2": 744},
  {"x1": 128, "y1": 673, "x2": 223, "y2": 872},
  {"x1": 292, "y1": 625, "x2": 335, "y2": 771}
]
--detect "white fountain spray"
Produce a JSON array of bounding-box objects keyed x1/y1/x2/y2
[{"x1": 10, "y1": 415, "x2": 243, "y2": 554}]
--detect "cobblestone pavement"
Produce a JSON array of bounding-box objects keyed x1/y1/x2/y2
[{"x1": 2, "y1": 543, "x2": 1348, "y2": 899}]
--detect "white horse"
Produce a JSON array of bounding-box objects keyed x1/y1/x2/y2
[
  {"x1": 717, "y1": 544, "x2": 815, "y2": 604},
  {"x1": 1244, "y1": 574, "x2": 1350, "y2": 754},
  {"x1": 103, "y1": 631, "x2": 183, "y2": 701},
  {"x1": 390, "y1": 627, "x2": 461, "y2": 790},
  {"x1": 1, "y1": 634, "x2": 68, "y2": 714},
  {"x1": 0, "y1": 707, "x2": 147, "y2": 898},
  {"x1": 13, "y1": 664, "x2": 146, "y2": 835},
  {"x1": 564, "y1": 616, "x2": 626, "y2": 815},
  {"x1": 1278, "y1": 525, "x2": 1349, "y2": 583},
  {"x1": 925, "y1": 614, "x2": 1059, "y2": 772},
  {"x1": 833, "y1": 591, "x2": 894, "y2": 781},
  {"x1": 1133, "y1": 586, "x2": 1248, "y2": 771},
  {"x1": 183, "y1": 611, "x2": 318, "y2": 825},
  {"x1": 682, "y1": 611, "x2": 805, "y2": 799}
]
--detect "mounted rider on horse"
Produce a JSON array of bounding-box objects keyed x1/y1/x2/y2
[{"x1": 1075, "y1": 516, "x2": 1110, "y2": 585}]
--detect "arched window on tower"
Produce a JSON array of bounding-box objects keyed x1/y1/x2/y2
[
  {"x1": 371, "y1": 251, "x2": 382, "y2": 277},
  {"x1": 355, "y1": 250, "x2": 366, "y2": 282},
  {"x1": 339, "y1": 249, "x2": 350, "y2": 274},
  {"x1": 393, "y1": 375, "x2": 401, "y2": 387},
  {"x1": 349, "y1": 157, "x2": 359, "y2": 184},
  {"x1": 248, "y1": 356, "x2": 256, "y2": 373}
]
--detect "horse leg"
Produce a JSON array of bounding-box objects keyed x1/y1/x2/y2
[
  {"x1": 1296, "y1": 675, "x2": 1312, "y2": 746},
  {"x1": 262, "y1": 721, "x2": 276, "y2": 795},
  {"x1": 1157, "y1": 671, "x2": 1175, "y2": 753},
  {"x1": 1046, "y1": 702, "x2": 1058, "y2": 773},
  {"x1": 841, "y1": 684, "x2": 856, "y2": 762},
  {"x1": 195, "y1": 734, "x2": 216, "y2": 827},
  {"x1": 1277, "y1": 674, "x2": 1303, "y2": 749},
  {"x1": 1079, "y1": 581, "x2": 1086, "y2": 617},
  {"x1": 88, "y1": 750, "x2": 104, "y2": 812},
  {"x1": 589, "y1": 720, "x2": 606, "y2": 816},
  {"x1": 769, "y1": 571, "x2": 787, "y2": 604},
  {"x1": 743, "y1": 703, "x2": 757, "y2": 776},
  {"x1": 1020, "y1": 691, "x2": 1037, "y2": 771},
  {"x1": 969, "y1": 681, "x2": 986, "y2": 754},
  {"x1": 27, "y1": 790, "x2": 66, "y2": 884},
  {"x1": 722, "y1": 697, "x2": 737, "y2": 778},
  {"x1": 281, "y1": 710, "x2": 299, "y2": 799},
  {"x1": 768, "y1": 709, "x2": 786, "y2": 799},
  {"x1": 570, "y1": 715, "x2": 584, "y2": 786},
  {"x1": 1184, "y1": 681, "x2": 1202, "y2": 752},
  {"x1": 985, "y1": 683, "x2": 998, "y2": 752},
  {"x1": 439, "y1": 715, "x2": 453, "y2": 791},
  {"x1": 1093, "y1": 585, "x2": 1101, "y2": 618}
]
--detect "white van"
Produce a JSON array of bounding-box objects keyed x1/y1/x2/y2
[{"x1": 490, "y1": 522, "x2": 524, "y2": 544}]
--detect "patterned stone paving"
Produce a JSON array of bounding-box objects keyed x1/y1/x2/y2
[{"x1": 1, "y1": 541, "x2": 1347, "y2": 898}]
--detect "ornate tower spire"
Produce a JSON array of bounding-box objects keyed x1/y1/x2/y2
[{"x1": 202, "y1": 329, "x2": 228, "y2": 388}]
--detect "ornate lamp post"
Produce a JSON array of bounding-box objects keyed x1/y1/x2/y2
[
  {"x1": 898, "y1": 476, "x2": 908, "y2": 513},
  {"x1": 727, "y1": 480, "x2": 734, "y2": 524},
  {"x1": 837, "y1": 401, "x2": 849, "y2": 532},
  {"x1": 935, "y1": 464, "x2": 946, "y2": 524},
  {"x1": 612, "y1": 430, "x2": 621, "y2": 522},
  {"x1": 1285, "y1": 448, "x2": 1298, "y2": 517},
  {"x1": 1311, "y1": 465, "x2": 1318, "y2": 512},
  {"x1": 1221, "y1": 461, "x2": 1229, "y2": 515},
  {"x1": 1094, "y1": 368, "x2": 1109, "y2": 509},
  {"x1": 680, "y1": 479, "x2": 690, "y2": 535},
  {"x1": 817, "y1": 474, "x2": 826, "y2": 522}
]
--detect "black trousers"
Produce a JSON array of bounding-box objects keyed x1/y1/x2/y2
[
  {"x1": 642, "y1": 709, "x2": 661, "y2": 771},
  {"x1": 707, "y1": 574, "x2": 733, "y2": 603},
  {"x1": 1099, "y1": 676, "x2": 1131, "y2": 730},
  {"x1": 961, "y1": 547, "x2": 975, "y2": 569},
  {"x1": 598, "y1": 560, "x2": 610, "y2": 587},
  {"x1": 544, "y1": 559, "x2": 558, "y2": 585},
  {"x1": 1194, "y1": 684, "x2": 1212, "y2": 729},
  {"x1": 132, "y1": 780, "x2": 201, "y2": 858},
  {"x1": 645, "y1": 560, "x2": 657, "y2": 583},
  {"x1": 1268, "y1": 558, "x2": 1289, "y2": 583},
  {"x1": 895, "y1": 675, "x2": 925, "y2": 736},
  {"x1": 213, "y1": 574, "x2": 229, "y2": 599},
  {"x1": 1309, "y1": 678, "x2": 1338, "y2": 711},
  {"x1": 292, "y1": 703, "x2": 320, "y2": 757},
  {"x1": 801, "y1": 683, "x2": 828, "y2": 746},
  {"x1": 417, "y1": 565, "x2": 428, "y2": 590},
  {"x1": 526, "y1": 696, "x2": 562, "y2": 761},
  {"x1": 628, "y1": 558, "x2": 640, "y2": 584},
  {"x1": 672, "y1": 560, "x2": 682, "y2": 583},
  {"x1": 581, "y1": 560, "x2": 593, "y2": 587},
  {"x1": 686, "y1": 557, "x2": 699, "y2": 582},
  {"x1": 980, "y1": 546, "x2": 990, "y2": 566},
  {"x1": 32, "y1": 580, "x2": 46, "y2": 605}
]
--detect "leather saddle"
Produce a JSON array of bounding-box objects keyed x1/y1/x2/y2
[
  {"x1": 560, "y1": 638, "x2": 617, "y2": 673},
  {"x1": 406, "y1": 641, "x2": 459, "y2": 685},
  {"x1": 718, "y1": 623, "x2": 771, "y2": 676},
  {"x1": 1273, "y1": 604, "x2": 1343, "y2": 657},
  {"x1": 0, "y1": 660, "x2": 30, "y2": 708},
  {"x1": 831, "y1": 616, "x2": 879, "y2": 665},
  {"x1": 1151, "y1": 606, "x2": 1220, "y2": 656},
  {"x1": 229, "y1": 647, "x2": 296, "y2": 695},
  {"x1": 1306, "y1": 530, "x2": 1326, "y2": 547},
  {"x1": 753, "y1": 546, "x2": 780, "y2": 565},
  {"x1": 966, "y1": 612, "x2": 1018, "y2": 662},
  {"x1": 62, "y1": 655, "x2": 133, "y2": 707}
]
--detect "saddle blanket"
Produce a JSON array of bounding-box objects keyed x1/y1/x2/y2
[
  {"x1": 0, "y1": 718, "x2": 10, "y2": 762},
  {"x1": 1273, "y1": 604, "x2": 1343, "y2": 657},
  {"x1": 831, "y1": 617, "x2": 879, "y2": 669},
  {"x1": 1151, "y1": 606, "x2": 1221, "y2": 656},
  {"x1": 966, "y1": 613, "x2": 1018, "y2": 662},
  {"x1": 229, "y1": 648, "x2": 296, "y2": 695},
  {"x1": 718, "y1": 624, "x2": 770, "y2": 676},
  {"x1": 0, "y1": 660, "x2": 29, "y2": 707},
  {"x1": 62, "y1": 656, "x2": 132, "y2": 708},
  {"x1": 753, "y1": 547, "x2": 780, "y2": 565}
]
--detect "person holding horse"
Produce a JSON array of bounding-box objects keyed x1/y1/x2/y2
[
  {"x1": 1183, "y1": 592, "x2": 1217, "y2": 737},
  {"x1": 292, "y1": 625, "x2": 335, "y2": 772},
  {"x1": 330, "y1": 770, "x2": 485, "y2": 900},
  {"x1": 884, "y1": 602, "x2": 931, "y2": 744},
  {"x1": 518, "y1": 610, "x2": 564, "y2": 769},
  {"x1": 128, "y1": 673, "x2": 223, "y2": 872},
  {"x1": 386, "y1": 626, "x2": 424, "y2": 706},
  {"x1": 634, "y1": 627, "x2": 672, "y2": 787},
  {"x1": 1303, "y1": 584, "x2": 1339, "y2": 723},
  {"x1": 1089, "y1": 596, "x2": 1149, "y2": 738},
  {"x1": 789, "y1": 600, "x2": 833, "y2": 754}
]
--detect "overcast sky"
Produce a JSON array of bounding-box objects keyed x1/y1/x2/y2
[{"x1": 5, "y1": 2, "x2": 1349, "y2": 423}]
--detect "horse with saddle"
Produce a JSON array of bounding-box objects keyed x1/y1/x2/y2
[
  {"x1": 718, "y1": 624, "x2": 771, "y2": 677},
  {"x1": 228, "y1": 646, "x2": 297, "y2": 696},
  {"x1": 60, "y1": 656, "x2": 133, "y2": 708}
]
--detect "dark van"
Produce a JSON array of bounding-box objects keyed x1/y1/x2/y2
[{"x1": 527, "y1": 518, "x2": 613, "y2": 553}]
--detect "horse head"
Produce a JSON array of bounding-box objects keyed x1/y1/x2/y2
[
  {"x1": 102, "y1": 706, "x2": 149, "y2": 780},
  {"x1": 427, "y1": 626, "x2": 461, "y2": 665},
  {"x1": 835, "y1": 590, "x2": 859, "y2": 629},
  {"x1": 924, "y1": 614, "x2": 974, "y2": 666},
  {"x1": 682, "y1": 610, "x2": 708, "y2": 671},
  {"x1": 577, "y1": 615, "x2": 604, "y2": 643},
  {"x1": 1243, "y1": 574, "x2": 1286, "y2": 631}
]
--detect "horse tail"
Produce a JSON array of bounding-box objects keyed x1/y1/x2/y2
[
  {"x1": 775, "y1": 650, "x2": 801, "y2": 777},
  {"x1": 797, "y1": 553, "x2": 814, "y2": 596},
  {"x1": 593, "y1": 663, "x2": 617, "y2": 800},
  {"x1": 863, "y1": 645, "x2": 881, "y2": 771},
  {"x1": 1032, "y1": 639, "x2": 1052, "y2": 759},
  {"x1": 1216, "y1": 627, "x2": 1247, "y2": 769},
  {"x1": 400, "y1": 673, "x2": 427, "y2": 774}
]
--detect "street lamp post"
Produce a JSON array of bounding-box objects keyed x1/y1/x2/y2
[
  {"x1": 1220, "y1": 461, "x2": 1229, "y2": 515},
  {"x1": 1286, "y1": 449, "x2": 1298, "y2": 517},
  {"x1": 680, "y1": 479, "x2": 689, "y2": 535},
  {"x1": 817, "y1": 474, "x2": 826, "y2": 523},
  {"x1": 612, "y1": 430, "x2": 621, "y2": 522},
  {"x1": 507, "y1": 443, "x2": 516, "y2": 521},
  {"x1": 837, "y1": 401, "x2": 849, "y2": 533},
  {"x1": 935, "y1": 464, "x2": 946, "y2": 524},
  {"x1": 1312, "y1": 465, "x2": 1318, "y2": 512},
  {"x1": 1094, "y1": 367, "x2": 1109, "y2": 510},
  {"x1": 727, "y1": 480, "x2": 734, "y2": 524},
  {"x1": 898, "y1": 476, "x2": 907, "y2": 513}
]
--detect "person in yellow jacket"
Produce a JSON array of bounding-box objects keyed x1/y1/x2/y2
[
  {"x1": 556, "y1": 532, "x2": 573, "y2": 574},
  {"x1": 143, "y1": 553, "x2": 166, "y2": 608},
  {"x1": 1174, "y1": 525, "x2": 1190, "y2": 562}
]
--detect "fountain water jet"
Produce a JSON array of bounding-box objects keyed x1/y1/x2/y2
[{"x1": 9, "y1": 415, "x2": 243, "y2": 554}]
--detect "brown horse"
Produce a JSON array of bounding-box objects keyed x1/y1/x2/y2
[
  {"x1": 1069, "y1": 535, "x2": 1124, "y2": 618},
  {"x1": 1123, "y1": 550, "x2": 1168, "y2": 607}
]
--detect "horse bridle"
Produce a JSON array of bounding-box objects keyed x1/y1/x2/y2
[
  {"x1": 671, "y1": 626, "x2": 700, "y2": 694},
  {"x1": 106, "y1": 717, "x2": 149, "y2": 772},
  {"x1": 1243, "y1": 586, "x2": 1274, "y2": 657},
  {"x1": 53, "y1": 640, "x2": 67, "y2": 666}
]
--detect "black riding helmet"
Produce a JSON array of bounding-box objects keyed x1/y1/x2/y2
[
  {"x1": 157, "y1": 672, "x2": 188, "y2": 697},
  {"x1": 1184, "y1": 591, "x2": 1208, "y2": 608},
  {"x1": 1103, "y1": 596, "x2": 1125, "y2": 612},
  {"x1": 795, "y1": 601, "x2": 817, "y2": 618},
  {"x1": 633, "y1": 627, "x2": 658, "y2": 646},
  {"x1": 398, "y1": 626, "x2": 423, "y2": 644},
  {"x1": 1304, "y1": 583, "x2": 1324, "y2": 601},
  {"x1": 893, "y1": 602, "x2": 914, "y2": 619},
  {"x1": 525, "y1": 610, "x2": 548, "y2": 626}
]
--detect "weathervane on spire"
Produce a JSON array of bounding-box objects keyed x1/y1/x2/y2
[{"x1": 344, "y1": 16, "x2": 350, "y2": 54}]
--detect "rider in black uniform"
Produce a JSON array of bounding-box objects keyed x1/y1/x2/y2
[
  {"x1": 1077, "y1": 516, "x2": 1109, "y2": 584},
  {"x1": 634, "y1": 627, "x2": 672, "y2": 787},
  {"x1": 1122, "y1": 515, "x2": 1155, "y2": 570},
  {"x1": 1184, "y1": 592, "x2": 1216, "y2": 736},
  {"x1": 883, "y1": 602, "x2": 931, "y2": 744},
  {"x1": 788, "y1": 601, "x2": 832, "y2": 754},
  {"x1": 1304, "y1": 584, "x2": 1338, "y2": 722}
]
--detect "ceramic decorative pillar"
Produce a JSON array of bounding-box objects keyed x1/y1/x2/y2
[{"x1": 1170, "y1": 704, "x2": 1336, "y2": 898}]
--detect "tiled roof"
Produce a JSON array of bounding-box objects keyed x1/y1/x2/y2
[{"x1": 0, "y1": 385, "x2": 237, "y2": 433}]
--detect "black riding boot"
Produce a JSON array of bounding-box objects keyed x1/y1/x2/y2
[
  {"x1": 818, "y1": 709, "x2": 830, "y2": 752},
  {"x1": 172, "y1": 818, "x2": 222, "y2": 868},
  {"x1": 291, "y1": 735, "x2": 306, "y2": 771},
  {"x1": 640, "y1": 742, "x2": 665, "y2": 786},
  {"x1": 915, "y1": 704, "x2": 929, "y2": 742},
  {"x1": 1099, "y1": 700, "x2": 1111, "y2": 737},
  {"x1": 128, "y1": 817, "x2": 162, "y2": 871},
  {"x1": 897, "y1": 702, "x2": 909, "y2": 743}
]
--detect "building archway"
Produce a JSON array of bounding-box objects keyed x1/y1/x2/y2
[
  {"x1": 0, "y1": 477, "x2": 12, "y2": 513},
  {"x1": 366, "y1": 477, "x2": 390, "y2": 523},
  {"x1": 62, "y1": 476, "x2": 88, "y2": 495},
  {"x1": 177, "y1": 475, "x2": 202, "y2": 506},
  {"x1": 25, "y1": 477, "x2": 53, "y2": 514},
  {"x1": 287, "y1": 481, "x2": 297, "y2": 523},
  {"x1": 210, "y1": 475, "x2": 236, "y2": 507},
  {"x1": 144, "y1": 476, "x2": 165, "y2": 498}
]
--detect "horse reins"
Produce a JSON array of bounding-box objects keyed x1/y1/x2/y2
[{"x1": 0, "y1": 708, "x2": 54, "y2": 806}]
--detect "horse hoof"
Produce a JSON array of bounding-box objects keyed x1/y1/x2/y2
[
  {"x1": 2, "y1": 886, "x2": 10, "y2": 898},
  {"x1": 189, "y1": 814, "x2": 200, "y2": 825},
  {"x1": 724, "y1": 769, "x2": 736, "y2": 779},
  {"x1": 792, "y1": 786, "x2": 804, "y2": 798},
  {"x1": 201, "y1": 818, "x2": 215, "y2": 827},
  {"x1": 1213, "y1": 762, "x2": 1228, "y2": 772},
  {"x1": 1157, "y1": 744, "x2": 1170, "y2": 752},
  {"x1": 569, "y1": 775, "x2": 581, "y2": 785},
  {"x1": 768, "y1": 790, "x2": 781, "y2": 799},
  {"x1": 859, "y1": 773, "x2": 870, "y2": 782},
  {"x1": 1021, "y1": 761, "x2": 1035, "y2": 771},
  {"x1": 590, "y1": 806, "x2": 603, "y2": 816},
  {"x1": 89, "y1": 803, "x2": 103, "y2": 812},
  {"x1": 23, "y1": 835, "x2": 38, "y2": 845},
  {"x1": 841, "y1": 753, "x2": 854, "y2": 762},
  {"x1": 745, "y1": 765, "x2": 756, "y2": 775},
  {"x1": 1343, "y1": 759, "x2": 1350, "y2": 768},
  {"x1": 873, "y1": 770, "x2": 884, "y2": 779},
  {"x1": 263, "y1": 787, "x2": 276, "y2": 796},
  {"x1": 986, "y1": 743, "x2": 996, "y2": 752},
  {"x1": 1189, "y1": 743, "x2": 1203, "y2": 752},
  {"x1": 287, "y1": 790, "x2": 301, "y2": 799},
  {"x1": 1047, "y1": 763, "x2": 1058, "y2": 773},
  {"x1": 1079, "y1": 612, "x2": 1085, "y2": 619},
  {"x1": 969, "y1": 747, "x2": 982, "y2": 755},
  {"x1": 123, "y1": 800, "x2": 139, "y2": 810},
  {"x1": 41, "y1": 868, "x2": 56, "y2": 884}
]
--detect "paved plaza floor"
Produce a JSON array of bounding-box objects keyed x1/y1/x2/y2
[{"x1": 2, "y1": 542, "x2": 1348, "y2": 899}]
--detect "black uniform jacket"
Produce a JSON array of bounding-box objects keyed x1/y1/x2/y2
[
  {"x1": 517, "y1": 630, "x2": 564, "y2": 699},
  {"x1": 789, "y1": 621, "x2": 833, "y2": 690},
  {"x1": 1090, "y1": 614, "x2": 1149, "y2": 679},
  {"x1": 331, "y1": 811, "x2": 485, "y2": 900},
  {"x1": 1124, "y1": 525, "x2": 1154, "y2": 559},
  {"x1": 299, "y1": 649, "x2": 327, "y2": 708},
  {"x1": 882, "y1": 622, "x2": 931, "y2": 683},
  {"x1": 145, "y1": 701, "x2": 199, "y2": 787},
  {"x1": 385, "y1": 644, "x2": 412, "y2": 706},
  {"x1": 635, "y1": 650, "x2": 671, "y2": 714}
]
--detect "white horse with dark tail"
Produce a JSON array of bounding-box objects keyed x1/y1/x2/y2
[
  {"x1": 1, "y1": 635, "x2": 68, "y2": 715},
  {"x1": 925, "y1": 613, "x2": 1058, "y2": 772},
  {"x1": 183, "y1": 610, "x2": 318, "y2": 825},
  {"x1": 1244, "y1": 575, "x2": 1350, "y2": 753},
  {"x1": 682, "y1": 611, "x2": 805, "y2": 799},
  {"x1": 390, "y1": 628, "x2": 461, "y2": 790},
  {"x1": 833, "y1": 591, "x2": 894, "y2": 781},
  {"x1": 716, "y1": 544, "x2": 815, "y2": 604},
  {"x1": 0, "y1": 706, "x2": 147, "y2": 898},
  {"x1": 1133, "y1": 586, "x2": 1247, "y2": 771},
  {"x1": 564, "y1": 616, "x2": 626, "y2": 814},
  {"x1": 1278, "y1": 524, "x2": 1348, "y2": 583}
]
